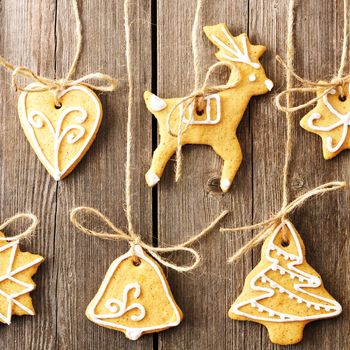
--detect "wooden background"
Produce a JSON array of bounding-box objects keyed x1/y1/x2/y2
[{"x1": 0, "y1": 0, "x2": 349, "y2": 349}]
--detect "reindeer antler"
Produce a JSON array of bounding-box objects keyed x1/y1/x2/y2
[{"x1": 204, "y1": 23, "x2": 265, "y2": 68}]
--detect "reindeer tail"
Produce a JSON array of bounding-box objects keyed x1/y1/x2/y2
[{"x1": 144, "y1": 91, "x2": 168, "y2": 118}]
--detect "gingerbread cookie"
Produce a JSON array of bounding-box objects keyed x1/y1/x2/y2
[
  {"x1": 300, "y1": 83, "x2": 350, "y2": 159},
  {"x1": 144, "y1": 23, "x2": 273, "y2": 192},
  {"x1": 18, "y1": 83, "x2": 102, "y2": 180},
  {"x1": 86, "y1": 245, "x2": 183, "y2": 340},
  {"x1": 229, "y1": 220, "x2": 341, "y2": 345},
  {"x1": 0, "y1": 232, "x2": 44, "y2": 324}
]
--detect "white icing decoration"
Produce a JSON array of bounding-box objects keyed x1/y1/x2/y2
[
  {"x1": 0, "y1": 240, "x2": 44, "y2": 324},
  {"x1": 125, "y1": 329, "x2": 143, "y2": 341},
  {"x1": 181, "y1": 93, "x2": 221, "y2": 125},
  {"x1": 265, "y1": 79, "x2": 274, "y2": 91},
  {"x1": 211, "y1": 26, "x2": 260, "y2": 69},
  {"x1": 96, "y1": 283, "x2": 145, "y2": 322},
  {"x1": 230, "y1": 220, "x2": 342, "y2": 322},
  {"x1": 249, "y1": 74, "x2": 256, "y2": 82},
  {"x1": 18, "y1": 83, "x2": 102, "y2": 180},
  {"x1": 88, "y1": 245, "x2": 181, "y2": 340},
  {"x1": 149, "y1": 94, "x2": 167, "y2": 111},
  {"x1": 307, "y1": 89, "x2": 350, "y2": 152}
]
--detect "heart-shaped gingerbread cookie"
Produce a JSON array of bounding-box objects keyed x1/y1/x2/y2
[{"x1": 18, "y1": 83, "x2": 102, "y2": 180}]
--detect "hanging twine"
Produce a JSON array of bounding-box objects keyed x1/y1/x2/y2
[
  {"x1": 0, "y1": 0, "x2": 116, "y2": 99},
  {"x1": 275, "y1": 0, "x2": 349, "y2": 113},
  {"x1": 167, "y1": 0, "x2": 241, "y2": 182},
  {"x1": 0, "y1": 213, "x2": 39, "y2": 242},
  {"x1": 70, "y1": 0, "x2": 228, "y2": 272},
  {"x1": 220, "y1": 0, "x2": 347, "y2": 263}
]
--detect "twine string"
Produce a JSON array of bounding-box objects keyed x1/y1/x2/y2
[
  {"x1": 0, "y1": 213, "x2": 39, "y2": 242},
  {"x1": 170, "y1": 0, "x2": 242, "y2": 182},
  {"x1": 70, "y1": 0, "x2": 228, "y2": 272},
  {"x1": 281, "y1": 0, "x2": 295, "y2": 212},
  {"x1": 71, "y1": 207, "x2": 228, "y2": 272},
  {"x1": 221, "y1": 0, "x2": 347, "y2": 263},
  {"x1": 0, "y1": 0, "x2": 117, "y2": 97},
  {"x1": 192, "y1": 0, "x2": 203, "y2": 91},
  {"x1": 124, "y1": 0, "x2": 136, "y2": 236},
  {"x1": 275, "y1": 0, "x2": 349, "y2": 113}
]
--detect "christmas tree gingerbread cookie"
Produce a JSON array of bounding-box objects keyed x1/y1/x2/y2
[
  {"x1": 0, "y1": 232, "x2": 44, "y2": 324},
  {"x1": 300, "y1": 84, "x2": 350, "y2": 159},
  {"x1": 144, "y1": 23, "x2": 273, "y2": 192},
  {"x1": 86, "y1": 245, "x2": 183, "y2": 340},
  {"x1": 229, "y1": 220, "x2": 341, "y2": 345}
]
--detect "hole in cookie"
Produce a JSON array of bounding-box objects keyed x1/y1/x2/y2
[
  {"x1": 132, "y1": 257, "x2": 141, "y2": 266},
  {"x1": 281, "y1": 240, "x2": 290, "y2": 247},
  {"x1": 55, "y1": 102, "x2": 62, "y2": 109},
  {"x1": 339, "y1": 95, "x2": 346, "y2": 102},
  {"x1": 196, "y1": 108, "x2": 204, "y2": 116},
  {"x1": 194, "y1": 96, "x2": 206, "y2": 116}
]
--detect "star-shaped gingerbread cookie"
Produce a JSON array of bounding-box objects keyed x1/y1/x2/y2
[
  {"x1": 0, "y1": 232, "x2": 44, "y2": 324},
  {"x1": 300, "y1": 83, "x2": 350, "y2": 159}
]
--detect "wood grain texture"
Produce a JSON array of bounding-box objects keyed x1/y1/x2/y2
[{"x1": 0, "y1": 0, "x2": 348, "y2": 349}]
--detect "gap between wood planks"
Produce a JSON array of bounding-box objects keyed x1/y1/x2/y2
[{"x1": 151, "y1": 0, "x2": 159, "y2": 349}]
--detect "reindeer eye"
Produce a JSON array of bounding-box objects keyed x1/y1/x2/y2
[{"x1": 249, "y1": 74, "x2": 256, "y2": 82}]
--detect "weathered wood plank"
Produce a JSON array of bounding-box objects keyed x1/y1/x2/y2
[
  {"x1": 0, "y1": 1, "x2": 58, "y2": 349},
  {"x1": 54, "y1": 0, "x2": 153, "y2": 349},
  {"x1": 156, "y1": 1, "x2": 258, "y2": 349},
  {"x1": 0, "y1": 0, "x2": 349, "y2": 349},
  {"x1": 250, "y1": 0, "x2": 349, "y2": 349}
]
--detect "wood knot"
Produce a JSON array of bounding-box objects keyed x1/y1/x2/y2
[
  {"x1": 206, "y1": 176, "x2": 222, "y2": 194},
  {"x1": 290, "y1": 176, "x2": 304, "y2": 189}
]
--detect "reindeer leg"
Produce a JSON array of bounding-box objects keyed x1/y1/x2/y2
[
  {"x1": 212, "y1": 136, "x2": 243, "y2": 192},
  {"x1": 146, "y1": 140, "x2": 177, "y2": 187}
]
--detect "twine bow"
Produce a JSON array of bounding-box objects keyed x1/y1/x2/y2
[
  {"x1": 0, "y1": 0, "x2": 116, "y2": 99},
  {"x1": 167, "y1": 61, "x2": 240, "y2": 182},
  {"x1": 71, "y1": 207, "x2": 228, "y2": 272},
  {"x1": 275, "y1": 0, "x2": 349, "y2": 113},
  {"x1": 275, "y1": 56, "x2": 350, "y2": 113},
  {"x1": 166, "y1": 61, "x2": 241, "y2": 138},
  {"x1": 0, "y1": 213, "x2": 39, "y2": 242},
  {"x1": 220, "y1": 181, "x2": 346, "y2": 263}
]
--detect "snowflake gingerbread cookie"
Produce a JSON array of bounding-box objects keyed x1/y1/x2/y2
[
  {"x1": 0, "y1": 232, "x2": 44, "y2": 324},
  {"x1": 144, "y1": 23, "x2": 273, "y2": 192},
  {"x1": 300, "y1": 84, "x2": 350, "y2": 159},
  {"x1": 86, "y1": 245, "x2": 183, "y2": 340},
  {"x1": 229, "y1": 220, "x2": 341, "y2": 345}
]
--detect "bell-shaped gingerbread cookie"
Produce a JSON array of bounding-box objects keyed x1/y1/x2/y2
[
  {"x1": 18, "y1": 83, "x2": 102, "y2": 180},
  {"x1": 229, "y1": 220, "x2": 341, "y2": 345},
  {"x1": 86, "y1": 245, "x2": 183, "y2": 340}
]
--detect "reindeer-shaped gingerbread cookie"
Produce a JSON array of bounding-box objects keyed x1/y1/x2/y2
[{"x1": 144, "y1": 23, "x2": 273, "y2": 192}]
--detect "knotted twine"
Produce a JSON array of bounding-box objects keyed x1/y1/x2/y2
[
  {"x1": 0, "y1": 213, "x2": 39, "y2": 242},
  {"x1": 167, "y1": 0, "x2": 241, "y2": 182},
  {"x1": 275, "y1": 0, "x2": 349, "y2": 113},
  {"x1": 220, "y1": 0, "x2": 347, "y2": 263},
  {"x1": 70, "y1": 0, "x2": 228, "y2": 272},
  {"x1": 0, "y1": 0, "x2": 116, "y2": 102}
]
